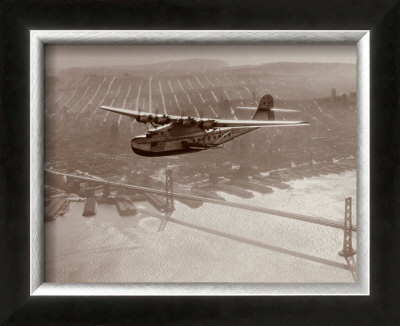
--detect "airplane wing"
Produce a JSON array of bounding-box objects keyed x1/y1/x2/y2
[
  {"x1": 100, "y1": 105, "x2": 308, "y2": 128},
  {"x1": 100, "y1": 106, "x2": 183, "y2": 121},
  {"x1": 214, "y1": 119, "x2": 309, "y2": 127},
  {"x1": 101, "y1": 106, "x2": 142, "y2": 119},
  {"x1": 101, "y1": 105, "x2": 213, "y2": 126}
]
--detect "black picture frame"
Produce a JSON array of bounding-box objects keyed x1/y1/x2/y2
[{"x1": 1, "y1": 0, "x2": 399, "y2": 325}]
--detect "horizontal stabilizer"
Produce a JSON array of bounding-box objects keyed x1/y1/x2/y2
[
  {"x1": 236, "y1": 106, "x2": 299, "y2": 112},
  {"x1": 235, "y1": 106, "x2": 258, "y2": 110}
]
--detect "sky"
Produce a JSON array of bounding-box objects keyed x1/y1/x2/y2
[{"x1": 45, "y1": 44, "x2": 356, "y2": 71}]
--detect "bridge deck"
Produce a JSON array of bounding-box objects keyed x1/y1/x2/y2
[{"x1": 45, "y1": 169, "x2": 357, "y2": 232}]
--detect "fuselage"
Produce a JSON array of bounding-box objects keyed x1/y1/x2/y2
[{"x1": 131, "y1": 122, "x2": 257, "y2": 156}]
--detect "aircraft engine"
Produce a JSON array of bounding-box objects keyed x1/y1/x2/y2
[
  {"x1": 136, "y1": 115, "x2": 153, "y2": 123},
  {"x1": 182, "y1": 118, "x2": 195, "y2": 127},
  {"x1": 155, "y1": 115, "x2": 170, "y2": 125},
  {"x1": 198, "y1": 120, "x2": 215, "y2": 129}
]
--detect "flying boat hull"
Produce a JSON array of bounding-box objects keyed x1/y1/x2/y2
[
  {"x1": 132, "y1": 146, "x2": 204, "y2": 157},
  {"x1": 131, "y1": 136, "x2": 207, "y2": 157},
  {"x1": 130, "y1": 127, "x2": 253, "y2": 157}
]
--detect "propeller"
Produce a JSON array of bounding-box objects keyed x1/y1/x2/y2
[
  {"x1": 197, "y1": 108, "x2": 205, "y2": 128},
  {"x1": 135, "y1": 107, "x2": 144, "y2": 122},
  {"x1": 135, "y1": 107, "x2": 142, "y2": 122},
  {"x1": 151, "y1": 108, "x2": 160, "y2": 127},
  {"x1": 135, "y1": 108, "x2": 153, "y2": 132},
  {"x1": 177, "y1": 108, "x2": 184, "y2": 125},
  {"x1": 236, "y1": 106, "x2": 258, "y2": 110},
  {"x1": 135, "y1": 107, "x2": 147, "y2": 130}
]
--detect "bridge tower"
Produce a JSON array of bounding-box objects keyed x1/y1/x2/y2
[
  {"x1": 158, "y1": 169, "x2": 174, "y2": 231},
  {"x1": 102, "y1": 183, "x2": 110, "y2": 198},
  {"x1": 339, "y1": 197, "x2": 357, "y2": 280},
  {"x1": 339, "y1": 197, "x2": 356, "y2": 258}
]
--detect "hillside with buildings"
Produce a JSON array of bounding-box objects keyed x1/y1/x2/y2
[
  {"x1": 45, "y1": 60, "x2": 356, "y2": 180},
  {"x1": 44, "y1": 59, "x2": 358, "y2": 283}
]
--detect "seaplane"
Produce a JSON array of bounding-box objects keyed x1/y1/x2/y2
[{"x1": 100, "y1": 94, "x2": 309, "y2": 157}]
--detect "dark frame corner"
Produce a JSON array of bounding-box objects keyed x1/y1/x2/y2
[{"x1": 1, "y1": 0, "x2": 400, "y2": 325}]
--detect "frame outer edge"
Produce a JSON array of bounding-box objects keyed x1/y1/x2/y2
[
  {"x1": 34, "y1": 30, "x2": 367, "y2": 44},
  {"x1": 30, "y1": 30, "x2": 369, "y2": 296},
  {"x1": 356, "y1": 31, "x2": 370, "y2": 295},
  {"x1": 30, "y1": 31, "x2": 44, "y2": 294}
]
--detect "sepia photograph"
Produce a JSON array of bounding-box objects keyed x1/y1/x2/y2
[{"x1": 43, "y1": 42, "x2": 358, "y2": 284}]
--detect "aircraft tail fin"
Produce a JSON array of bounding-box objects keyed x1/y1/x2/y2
[{"x1": 252, "y1": 94, "x2": 275, "y2": 121}]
